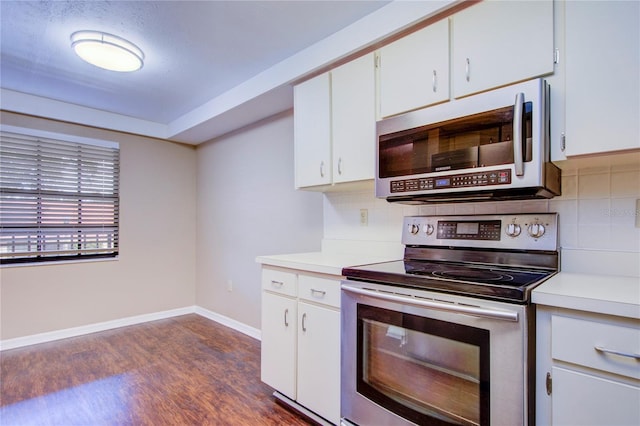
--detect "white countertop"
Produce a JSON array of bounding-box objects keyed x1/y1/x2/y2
[
  {"x1": 532, "y1": 272, "x2": 640, "y2": 319},
  {"x1": 256, "y1": 251, "x2": 400, "y2": 276}
]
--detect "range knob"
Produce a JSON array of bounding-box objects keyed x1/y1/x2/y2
[
  {"x1": 422, "y1": 224, "x2": 435, "y2": 235},
  {"x1": 505, "y1": 223, "x2": 522, "y2": 237},
  {"x1": 408, "y1": 223, "x2": 420, "y2": 235},
  {"x1": 527, "y1": 223, "x2": 546, "y2": 238}
]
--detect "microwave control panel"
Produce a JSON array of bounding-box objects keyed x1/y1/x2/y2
[{"x1": 390, "y1": 169, "x2": 511, "y2": 193}]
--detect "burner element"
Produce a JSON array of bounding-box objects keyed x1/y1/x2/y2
[{"x1": 433, "y1": 269, "x2": 514, "y2": 283}]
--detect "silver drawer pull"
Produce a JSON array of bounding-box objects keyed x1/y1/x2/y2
[
  {"x1": 595, "y1": 346, "x2": 640, "y2": 360},
  {"x1": 270, "y1": 280, "x2": 284, "y2": 288},
  {"x1": 284, "y1": 308, "x2": 289, "y2": 327},
  {"x1": 310, "y1": 288, "x2": 326, "y2": 297}
]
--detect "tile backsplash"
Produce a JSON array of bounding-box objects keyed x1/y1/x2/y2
[{"x1": 323, "y1": 163, "x2": 640, "y2": 255}]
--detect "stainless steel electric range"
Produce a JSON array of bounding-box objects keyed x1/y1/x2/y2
[{"x1": 341, "y1": 213, "x2": 559, "y2": 426}]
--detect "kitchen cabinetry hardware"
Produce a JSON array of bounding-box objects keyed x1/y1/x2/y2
[
  {"x1": 301, "y1": 312, "x2": 307, "y2": 332},
  {"x1": 319, "y1": 161, "x2": 325, "y2": 178},
  {"x1": 546, "y1": 372, "x2": 552, "y2": 395},
  {"x1": 271, "y1": 280, "x2": 284, "y2": 288},
  {"x1": 432, "y1": 70, "x2": 437, "y2": 92},
  {"x1": 284, "y1": 308, "x2": 289, "y2": 327},
  {"x1": 595, "y1": 346, "x2": 640, "y2": 361},
  {"x1": 465, "y1": 57, "x2": 470, "y2": 82},
  {"x1": 337, "y1": 158, "x2": 342, "y2": 175},
  {"x1": 310, "y1": 288, "x2": 326, "y2": 297}
]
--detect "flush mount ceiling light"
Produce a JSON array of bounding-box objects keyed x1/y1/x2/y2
[{"x1": 71, "y1": 31, "x2": 144, "y2": 72}]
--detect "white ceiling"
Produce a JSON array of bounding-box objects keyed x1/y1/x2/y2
[{"x1": 0, "y1": 0, "x2": 455, "y2": 144}]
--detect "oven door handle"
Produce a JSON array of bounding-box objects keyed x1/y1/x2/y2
[{"x1": 342, "y1": 284, "x2": 519, "y2": 322}]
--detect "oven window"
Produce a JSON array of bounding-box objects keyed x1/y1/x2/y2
[{"x1": 357, "y1": 304, "x2": 490, "y2": 426}]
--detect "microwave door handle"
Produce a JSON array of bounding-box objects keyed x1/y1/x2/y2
[{"x1": 513, "y1": 92, "x2": 525, "y2": 176}]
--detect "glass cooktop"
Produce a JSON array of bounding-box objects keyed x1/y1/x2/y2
[{"x1": 342, "y1": 260, "x2": 555, "y2": 303}]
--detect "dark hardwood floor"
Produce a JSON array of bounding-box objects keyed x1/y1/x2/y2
[{"x1": 0, "y1": 314, "x2": 314, "y2": 425}]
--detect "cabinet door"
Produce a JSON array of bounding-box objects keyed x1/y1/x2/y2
[
  {"x1": 451, "y1": 0, "x2": 554, "y2": 98},
  {"x1": 564, "y1": 0, "x2": 640, "y2": 156},
  {"x1": 294, "y1": 72, "x2": 331, "y2": 188},
  {"x1": 378, "y1": 18, "x2": 450, "y2": 118},
  {"x1": 552, "y1": 367, "x2": 640, "y2": 426},
  {"x1": 332, "y1": 53, "x2": 376, "y2": 184},
  {"x1": 296, "y1": 301, "x2": 341, "y2": 424},
  {"x1": 261, "y1": 291, "x2": 297, "y2": 400}
]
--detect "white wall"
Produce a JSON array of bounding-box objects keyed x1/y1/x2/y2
[
  {"x1": 324, "y1": 160, "x2": 640, "y2": 276},
  {"x1": 196, "y1": 111, "x2": 323, "y2": 330},
  {"x1": 0, "y1": 112, "x2": 197, "y2": 341}
]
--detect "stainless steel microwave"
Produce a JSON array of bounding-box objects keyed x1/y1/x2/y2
[{"x1": 376, "y1": 79, "x2": 561, "y2": 203}]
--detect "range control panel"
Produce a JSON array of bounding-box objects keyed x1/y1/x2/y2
[
  {"x1": 402, "y1": 213, "x2": 558, "y2": 251},
  {"x1": 390, "y1": 169, "x2": 511, "y2": 193}
]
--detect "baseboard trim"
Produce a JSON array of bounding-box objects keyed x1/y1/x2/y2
[
  {"x1": 195, "y1": 306, "x2": 261, "y2": 341},
  {"x1": 0, "y1": 306, "x2": 196, "y2": 351},
  {"x1": 0, "y1": 306, "x2": 261, "y2": 351}
]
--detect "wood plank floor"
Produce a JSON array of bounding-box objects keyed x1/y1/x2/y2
[{"x1": 0, "y1": 314, "x2": 314, "y2": 425}]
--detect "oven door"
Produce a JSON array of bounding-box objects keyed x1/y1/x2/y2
[{"x1": 341, "y1": 281, "x2": 534, "y2": 426}]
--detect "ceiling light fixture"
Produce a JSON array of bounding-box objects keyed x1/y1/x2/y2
[{"x1": 71, "y1": 31, "x2": 144, "y2": 72}]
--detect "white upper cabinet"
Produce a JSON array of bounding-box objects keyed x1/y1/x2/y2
[
  {"x1": 377, "y1": 19, "x2": 450, "y2": 119},
  {"x1": 294, "y1": 72, "x2": 332, "y2": 188},
  {"x1": 451, "y1": 0, "x2": 554, "y2": 99},
  {"x1": 561, "y1": 0, "x2": 640, "y2": 157},
  {"x1": 332, "y1": 53, "x2": 376, "y2": 184},
  {"x1": 294, "y1": 52, "x2": 375, "y2": 189}
]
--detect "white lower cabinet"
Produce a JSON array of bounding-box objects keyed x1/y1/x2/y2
[
  {"x1": 260, "y1": 267, "x2": 341, "y2": 425},
  {"x1": 261, "y1": 291, "x2": 297, "y2": 399},
  {"x1": 551, "y1": 366, "x2": 640, "y2": 426},
  {"x1": 296, "y1": 301, "x2": 340, "y2": 423},
  {"x1": 537, "y1": 307, "x2": 640, "y2": 425}
]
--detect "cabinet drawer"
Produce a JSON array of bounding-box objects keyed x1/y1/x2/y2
[
  {"x1": 552, "y1": 315, "x2": 640, "y2": 380},
  {"x1": 262, "y1": 268, "x2": 297, "y2": 297},
  {"x1": 298, "y1": 275, "x2": 341, "y2": 308}
]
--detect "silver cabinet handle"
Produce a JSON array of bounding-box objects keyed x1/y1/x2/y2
[
  {"x1": 310, "y1": 288, "x2": 326, "y2": 298},
  {"x1": 270, "y1": 280, "x2": 284, "y2": 288},
  {"x1": 284, "y1": 308, "x2": 289, "y2": 327},
  {"x1": 595, "y1": 346, "x2": 640, "y2": 360},
  {"x1": 301, "y1": 312, "x2": 307, "y2": 332},
  {"x1": 465, "y1": 58, "x2": 470, "y2": 82},
  {"x1": 432, "y1": 70, "x2": 437, "y2": 92},
  {"x1": 320, "y1": 161, "x2": 325, "y2": 178},
  {"x1": 342, "y1": 284, "x2": 518, "y2": 322},
  {"x1": 337, "y1": 157, "x2": 343, "y2": 175},
  {"x1": 513, "y1": 92, "x2": 525, "y2": 176}
]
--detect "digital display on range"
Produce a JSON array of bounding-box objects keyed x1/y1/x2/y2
[
  {"x1": 457, "y1": 222, "x2": 479, "y2": 235},
  {"x1": 438, "y1": 220, "x2": 501, "y2": 240}
]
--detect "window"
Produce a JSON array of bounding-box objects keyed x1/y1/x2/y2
[{"x1": 0, "y1": 129, "x2": 119, "y2": 264}]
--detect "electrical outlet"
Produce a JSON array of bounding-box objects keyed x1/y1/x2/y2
[
  {"x1": 227, "y1": 280, "x2": 233, "y2": 292},
  {"x1": 360, "y1": 209, "x2": 368, "y2": 226}
]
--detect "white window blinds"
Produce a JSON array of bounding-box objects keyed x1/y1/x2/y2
[{"x1": 0, "y1": 131, "x2": 120, "y2": 264}]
